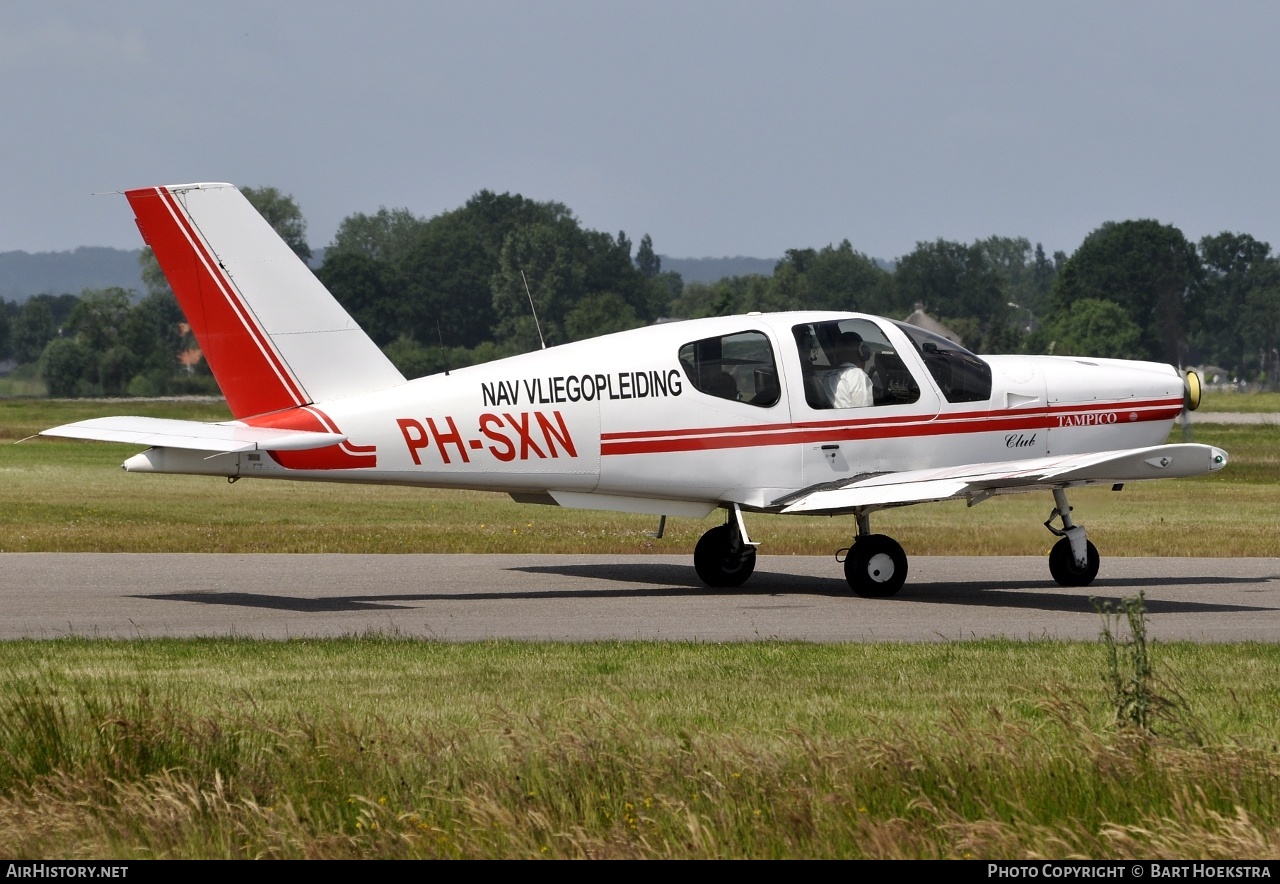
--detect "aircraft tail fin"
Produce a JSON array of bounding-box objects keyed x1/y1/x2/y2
[{"x1": 127, "y1": 183, "x2": 405, "y2": 419}]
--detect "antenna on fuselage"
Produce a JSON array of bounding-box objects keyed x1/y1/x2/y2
[
  {"x1": 436, "y1": 320, "x2": 449, "y2": 376},
  {"x1": 521, "y1": 270, "x2": 546, "y2": 350}
]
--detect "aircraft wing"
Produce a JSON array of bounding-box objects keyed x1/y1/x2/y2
[
  {"x1": 779, "y1": 443, "x2": 1228, "y2": 514},
  {"x1": 39, "y1": 416, "x2": 345, "y2": 454}
]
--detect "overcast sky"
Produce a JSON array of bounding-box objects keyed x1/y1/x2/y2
[{"x1": 3, "y1": 1, "x2": 1278, "y2": 262}]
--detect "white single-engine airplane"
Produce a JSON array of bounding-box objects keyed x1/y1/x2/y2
[{"x1": 42, "y1": 183, "x2": 1228, "y2": 596}]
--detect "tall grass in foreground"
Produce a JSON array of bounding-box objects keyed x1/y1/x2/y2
[{"x1": 0, "y1": 637, "x2": 1277, "y2": 859}]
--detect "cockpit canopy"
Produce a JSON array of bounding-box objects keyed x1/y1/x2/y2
[
  {"x1": 891, "y1": 321, "x2": 992, "y2": 403},
  {"x1": 675, "y1": 315, "x2": 993, "y2": 409}
]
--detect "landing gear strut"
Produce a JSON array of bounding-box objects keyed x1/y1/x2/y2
[
  {"x1": 1045, "y1": 488, "x2": 1099, "y2": 587},
  {"x1": 840, "y1": 512, "x2": 908, "y2": 598},
  {"x1": 694, "y1": 505, "x2": 757, "y2": 588}
]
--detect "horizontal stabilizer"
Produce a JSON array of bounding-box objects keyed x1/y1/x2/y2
[
  {"x1": 40, "y1": 416, "x2": 345, "y2": 454},
  {"x1": 781, "y1": 443, "x2": 1228, "y2": 515}
]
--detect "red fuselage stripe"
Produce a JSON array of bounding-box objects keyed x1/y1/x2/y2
[
  {"x1": 598, "y1": 397, "x2": 1183, "y2": 442},
  {"x1": 242, "y1": 405, "x2": 375, "y2": 468},
  {"x1": 599, "y1": 401, "x2": 1182, "y2": 455}
]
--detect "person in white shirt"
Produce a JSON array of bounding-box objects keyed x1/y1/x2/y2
[{"x1": 822, "y1": 332, "x2": 874, "y2": 408}]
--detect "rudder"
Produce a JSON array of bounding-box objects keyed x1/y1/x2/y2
[{"x1": 127, "y1": 183, "x2": 405, "y2": 418}]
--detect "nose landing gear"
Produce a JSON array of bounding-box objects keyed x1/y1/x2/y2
[{"x1": 1045, "y1": 488, "x2": 1100, "y2": 587}]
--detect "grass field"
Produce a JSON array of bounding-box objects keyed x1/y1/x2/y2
[
  {"x1": 1, "y1": 395, "x2": 1277, "y2": 859},
  {"x1": 1199, "y1": 390, "x2": 1280, "y2": 412}
]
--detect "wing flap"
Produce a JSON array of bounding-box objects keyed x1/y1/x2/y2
[
  {"x1": 781, "y1": 443, "x2": 1228, "y2": 515},
  {"x1": 40, "y1": 416, "x2": 345, "y2": 453}
]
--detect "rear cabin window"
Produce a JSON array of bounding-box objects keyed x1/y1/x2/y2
[
  {"x1": 678, "y1": 330, "x2": 780, "y2": 407},
  {"x1": 892, "y1": 321, "x2": 993, "y2": 403}
]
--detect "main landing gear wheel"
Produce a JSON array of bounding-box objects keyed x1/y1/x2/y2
[
  {"x1": 1048, "y1": 536, "x2": 1100, "y2": 587},
  {"x1": 694, "y1": 524, "x2": 757, "y2": 588},
  {"x1": 843, "y1": 534, "x2": 908, "y2": 598}
]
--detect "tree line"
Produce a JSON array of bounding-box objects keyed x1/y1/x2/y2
[{"x1": 3, "y1": 186, "x2": 1278, "y2": 397}]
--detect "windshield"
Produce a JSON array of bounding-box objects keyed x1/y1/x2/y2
[{"x1": 891, "y1": 321, "x2": 992, "y2": 404}]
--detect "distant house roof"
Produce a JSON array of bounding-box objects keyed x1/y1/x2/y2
[
  {"x1": 176, "y1": 322, "x2": 203, "y2": 368},
  {"x1": 903, "y1": 305, "x2": 963, "y2": 346}
]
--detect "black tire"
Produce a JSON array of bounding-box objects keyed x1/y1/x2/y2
[
  {"x1": 1048, "y1": 537, "x2": 1100, "y2": 587},
  {"x1": 843, "y1": 534, "x2": 908, "y2": 598},
  {"x1": 693, "y1": 524, "x2": 757, "y2": 588}
]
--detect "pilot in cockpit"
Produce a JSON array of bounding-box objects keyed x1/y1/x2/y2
[{"x1": 821, "y1": 331, "x2": 874, "y2": 408}]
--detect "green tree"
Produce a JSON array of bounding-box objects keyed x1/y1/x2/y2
[
  {"x1": 323, "y1": 190, "x2": 658, "y2": 353},
  {"x1": 667, "y1": 273, "x2": 773, "y2": 318},
  {"x1": 801, "y1": 240, "x2": 895, "y2": 314},
  {"x1": 564, "y1": 292, "x2": 641, "y2": 341},
  {"x1": 327, "y1": 191, "x2": 589, "y2": 351},
  {"x1": 635, "y1": 234, "x2": 660, "y2": 278},
  {"x1": 39, "y1": 337, "x2": 93, "y2": 397},
  {"x1": 1240, "y1": 260, "x2": 1280, "y2": 388},
  {"x1": 645, "y1": 270, "x2": 683, "y2": 320},
  {"x1": 321, "y1": 207, "x2": 427, "y2": 346},
  {"x1": 1031, "y1": 243, "x2": 1057, "y2": 305},
  {"x1": 397, "y1": 205, "x2": 516, "y2": 349},
  {"x1": 326, "y1": 206, "x2": 427, "y2": 263},
  {"x1": 242, "y1": 186, "x2": 312, "y2": 262},
  {"x1": 0, "y1": 300, "x2": 13, "y2": 361},
  {"x1": 317, "y1": 252, "x2": 402, "y2": 346},
  {"x1": 120, "y1": 291, "x2": 190, "y2": 395},
  {"x1": 492, "y1": 220, "x2": 586, "y2": 348},
  {"x1": 893, "y1": 239, "x2": 1010, "y2": 351},
  {"x1": 69, "y1": 288, "x2": 133, "y2": 354},
  {"x1": 29, "y1": 287, "x2": 194, "y2": 398},
  {"x1": 381, "y1": 335, "x2": 436, "y2": 379},
  {"x1": 12, "y1": 296, "x2": 60, "y2": 364},
  {"x1": 1193, "y1": 232, "x2": 1273, "y2": 378},
  {"x1": 972, "y1": 236, "x2": 1053, "y2": 345},
  {"x1": 1042, "y1": 298, "x2": 1142, "y2": 359},
  {"x1": 489, "y1": 200, "x2": 651, "y2": 350},
  {"x1": 1051, "y1": 220, "x2": 1200, "y2": 364}
]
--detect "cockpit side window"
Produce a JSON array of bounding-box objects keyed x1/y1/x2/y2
[
  {"x1": 792, "y1": 319, "x2": 921, "y2": 408},
  {"x1": 891, "y1": 321, "x2": 993, "y2": 403},
  {"x1": 678, "y1": 330, "x2": 780, "y2": 407}
]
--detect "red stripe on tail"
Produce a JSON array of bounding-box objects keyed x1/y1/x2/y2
[
  {"x1": 126, "y1": 186, "x2": 307, "y2": 418},
  {"x1": 242, "y1": 406, "x2": 377, "y2": 470}
]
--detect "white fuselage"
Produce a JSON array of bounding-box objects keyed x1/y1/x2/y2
[{"x1": 125, "y1": 312, "x2": 1185, "y2": 515}]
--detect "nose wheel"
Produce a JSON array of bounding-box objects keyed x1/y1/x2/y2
[
  {"x1": 1045, "y1": 488, "x2": 1100, "y2": 587},
  {"x1": 1048, "y1": 536, "x2": 1100, "y2": 586}
]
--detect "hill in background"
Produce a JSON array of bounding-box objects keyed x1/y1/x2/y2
[
  {"x1": 659, "y1": 255, "x2": 894, "y2": 283},
  {"x1": 1, "y1": 248, "x2": 793, "y2": 301},
  {"x1": 660, "y1": 256, "x2": 777, "y2": 283},
  {"x1": 0, "y1": 247, "x2": 146, "y2": 302}
]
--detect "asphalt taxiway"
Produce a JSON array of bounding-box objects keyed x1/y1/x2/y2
[{"x1": 2, "y1": 553, "x2": 1277, "y2": 642}]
